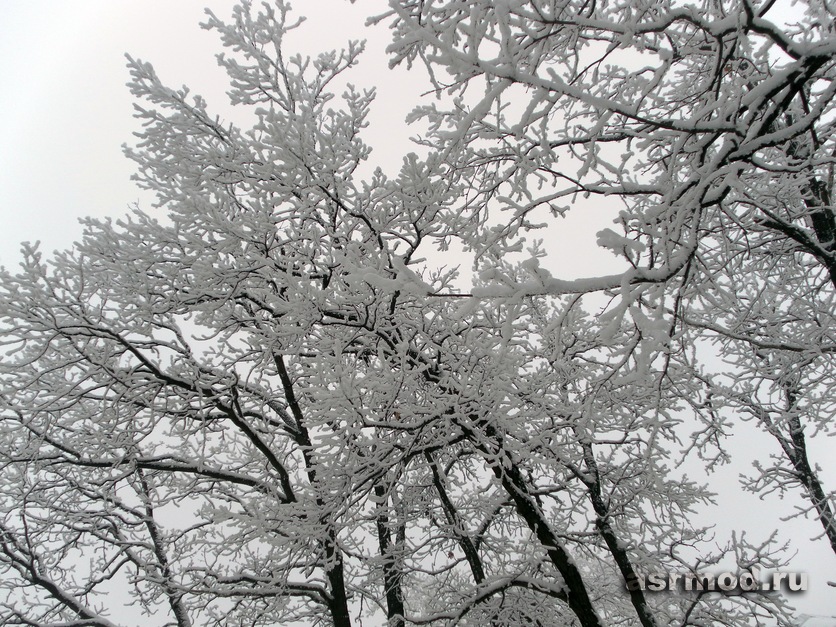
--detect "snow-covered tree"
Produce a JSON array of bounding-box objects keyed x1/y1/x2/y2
[{"x1": 0, "y1": 1, "x2": 833, "y2": 626}]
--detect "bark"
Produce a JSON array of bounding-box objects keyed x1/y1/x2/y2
[
  {"x1": 425, "y1": 451, "x2": 487, "y2": 584},
  {"x1": 454, "y1": 414, "x2": 604, "y2": 627},
  {"x1": 275, "y1": 353, "x2": 352, "y2": 626},
  {"x1": 577, "y1": 440, "x2": 659, "y2": 627},
  {"x1": 374, "y1": 483, "x2": 406, "y2": 627},
  {"x1": 780, "y1": 390, "x2": 836, "y2": 555}
]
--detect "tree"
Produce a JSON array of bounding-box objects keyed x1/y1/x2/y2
[
  {"x1": 0, "y1": 1, "x2": 833, "y2": 626},
  {"x1": 380, "y1": 0, "x2": 836, "y2": 598}
]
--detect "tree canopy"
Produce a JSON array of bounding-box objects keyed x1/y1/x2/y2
[{"x1": 1, "y1": 1, "x2": 834, "y2": 625}]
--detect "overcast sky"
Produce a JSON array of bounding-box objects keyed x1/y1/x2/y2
[
  {"x1": 0, "y1": 1, "x2": 833, "y2": 622},
  {"x1": 0, "y1": 0, "x2": 422, "y2": 266}
]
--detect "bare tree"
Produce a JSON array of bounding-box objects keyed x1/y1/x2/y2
[{"x1": 0, "y1": 0, "x2": 833, "y2": 626}]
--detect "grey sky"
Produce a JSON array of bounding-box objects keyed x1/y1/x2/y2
[{"x1": 0, "y1": 0, "x2": 418, "y2": 265}]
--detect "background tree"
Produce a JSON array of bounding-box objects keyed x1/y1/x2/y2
[
  {"x1": 381, "y1": 0, "x2": 836, "y2": 579},
  {"x1": 0, "y1": 1, "x2": 834, "y2": 626}
]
